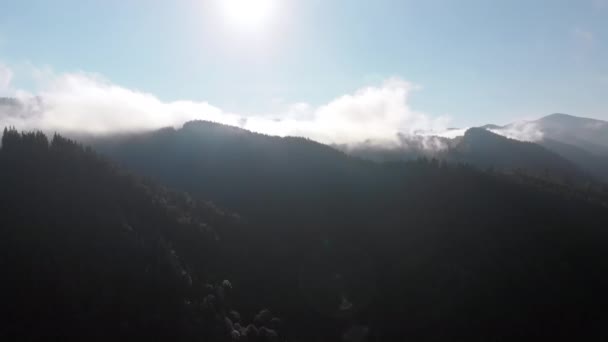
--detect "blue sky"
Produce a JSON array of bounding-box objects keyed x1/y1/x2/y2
[{"x1": 0, "y1": 0, "x2": 607, "y2": 139}]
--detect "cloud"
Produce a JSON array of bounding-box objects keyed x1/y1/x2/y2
[
  {"x1": 0, "y1": 63, "x2": 13, "y2": 94},
  {"x1": 251, "y1": 78, "x2": 450, "y2": 145},
  {"x1": 1, "y1": 70, "x2": 242, "y2": 134},
  {"x1": 0, "y1": 68, "x2": 452, "y2": 146},
  {"x1": 571, "y1": 27, "x2": 595, "y2": 52},
  {"x1": 490, "y1": 121, "x2": 544, "y2": 142},
  {"x1": 572, "y1": 27, "x2": 594, "y2": 44},
  {"x1": 311, "y1": 78, "x2": 449, "y2": 143}
]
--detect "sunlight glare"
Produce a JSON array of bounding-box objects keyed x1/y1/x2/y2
[{"x1": 219, "y1": 0, "x2": 278, "y2": 32}]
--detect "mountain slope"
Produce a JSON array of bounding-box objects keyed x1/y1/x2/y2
[
  {"x1": 90, "y1": 121, "x2": 608, "y2": 340},
  {"x1": 534, "y1": 113, "x2": 608, "y2": 155},
  {"x1": 344, "y1": 113, "x2": 608, "y2": 183},
  {"x1": 451, "y1": 127, "x2": 585, "y2": 180},
  {"x1": 343, "y1": 126, "x2": 587, "y2": 182},
  {"x1": 539, "y1": 138, "x2": 608, "y2": 182},
  {"x1": 489, "y1": 113, "x2": 608, "y2": 181},
  {"x1": 0, "y1": 129, "x2": 271, "y2": 341},
  {"x1": 493, "y1": 113, "x2": 608, "y2": 156},
  {"x1": 91, "y1": 120, "x2": 379, "y2": 227}
]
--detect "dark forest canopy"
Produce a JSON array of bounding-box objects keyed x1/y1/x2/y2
[
  {"x1": 90, "y1": 121, "x2": 608, "y2": 340},
  {"x1": 0, "y1": 128, "x2": 282, "y2": 341},
  {"x1": 4, "y1": 125, "x2": 608, "y2": 340}
]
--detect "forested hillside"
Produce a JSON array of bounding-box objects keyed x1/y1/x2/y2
[
  {"x1": 450, "y1": 127, "x2": 585, "y2": 180},
  {"x1": 0, "y1": 128, "x2": 283, "y2": 341},
  {"x1": 91, "y1": 121, "x2": 608, "y2": 340}
]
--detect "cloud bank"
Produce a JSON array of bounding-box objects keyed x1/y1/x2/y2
[
  {"x1": 489, "y1": 122, "x2": 544, "y2": 142},
  {"x1": 0, "y1": 64, "x2": 452, "y2": 146}
]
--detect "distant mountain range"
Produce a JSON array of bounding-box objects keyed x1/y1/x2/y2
[
  {"x1": 85, "y1": 118, "x2": 608, "y2": 339},
  {"x1": 492, "y1": 114, "x2": 608, "y2": 181},
  {"x1": 1, "y1": 96, "x2": 606, "y2": 181},
  {"x1": 4, "y1": 116, "x2": 608, "y2": 340},
  {"x1": 451, "y1": 127, "x2": 585, "y2": 180},
  {"x1": 503, "y1": 113, "x2": 608, "y2": 155},
  {"x1": 344, "y1": 113, "x2": 608, "y2": 182}
]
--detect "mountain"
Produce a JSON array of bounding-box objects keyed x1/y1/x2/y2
[
  {"x1": 90, "y1": 120, "x2": 376, "y2": 227},
  {"x1": 533, "y1": 113, "x2": 608, "y2": 155},
  {"x1": 491, "y1": 113, "x2": 608, "y2": 181},
  {"x1": 539, "y1": 138, "x2": 608, "y2": 182},
  {"x1": 489, "y1": 113, "x2": 608, "y2": 155},
  {"x1": 344, "y1": 127, "x2": 586, "y2": 182},
  {"x1": 0, "y1": 97, "x2": 20, "y2": 107},
  {"x1": 89, "y1": 120, "x2": 608, "y2": 340},
  {"x1": 480, "y1": 124, "x2": 503, "y2": 130},
  {"x1": 451, "y1": 127, "x2": 585, "y2": 180},
  {"x1": 0, "y1": 128, "x2": 282, "y2": 341},
  {"x1": 344, "y1": 113, "x2": 608, "y2": 183}
]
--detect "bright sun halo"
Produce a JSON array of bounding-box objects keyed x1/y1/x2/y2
[{"x1": 219, "y1": 0, "x2": 278, "y2": 32}]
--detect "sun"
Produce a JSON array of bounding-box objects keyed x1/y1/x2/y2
[{"x1": 218, "y1": 0, "x2": 279, "y2": 32}]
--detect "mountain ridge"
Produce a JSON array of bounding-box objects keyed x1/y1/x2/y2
[{"x1": 6, "y1": 123, "x2": 608, "y2": 339}]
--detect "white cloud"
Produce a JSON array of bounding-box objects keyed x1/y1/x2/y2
[
  {"x1": 424, "y1": 128, "x2": 469, "y2": 139},
  {"x1": 490, "y1": 121, "x2": 544, "y2": 142},
  {"x1": 571, "y1": 27, "x2": 595, "y2": 51},
  {"x1": 4, "y1": 71, "x2": 239, "y2": 134},
  {"x1": 0, "y1": 63, "x2": 13, "y2": 94},
  {"x1": 307, "y1": 78, "x2": 449, "y2": 143},
  {"x1": 572, "y1": 27, "x2": 594, "y2": 43},
  {"x1": 0, "y1": 68, "x2": 452, "y2": 146}
]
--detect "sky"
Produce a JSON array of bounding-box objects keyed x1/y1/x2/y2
[{"x1": 0, "y1": 0, "x2": 607, "y2": 144}]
